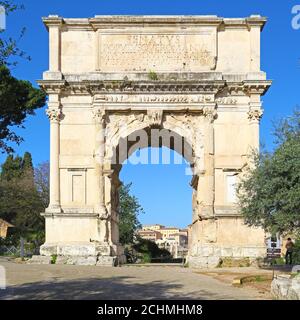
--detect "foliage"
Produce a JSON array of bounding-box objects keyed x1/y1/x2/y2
[
  {"x1": 0, "y1": 65, "x2": 46, "y2": 153},
  {"x1": 148, "y1": 70, "x2": 158, "y2": 81},
  {"x1": 132, "y1": 237, "x2": 171, "y2": 262},
  {"x1": 119, "y1": 183, "x2": 144, "y2": 245},
  {"x1": 0, "y1": 2, "x2": 46, "y2": 153},
  {"x1": 237, "y1": 109, "x2": 300, "y2": 236},
  {"x1": 0, "y1": 1, "x2": 28, "y2": 66},
  {"x1": 292, "y1": 239, "x2": 300, "y2": 264},
  {"x1": 0, "y1": 152, "x2": 46, "y2": 244},
  {"x1": 271, "y1": 257, "x2": 285, "y2": 266},
  {"x1": 34, "y1": 161, "x2": 50, "y2": 208},
  {"x1": 51, "y1": 254, "x2": 57, "y2": 264}
]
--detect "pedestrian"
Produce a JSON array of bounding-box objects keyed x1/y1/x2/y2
[{"x1": 285, "y1": 238, "x2": 294, "y2": 265}]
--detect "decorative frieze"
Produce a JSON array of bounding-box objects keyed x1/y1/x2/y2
[{"x1": 215, "y1": 97, "x2": 238, "y2": 105}]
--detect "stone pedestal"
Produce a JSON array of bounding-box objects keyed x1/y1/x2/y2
[
  {"x1": 188, "y1": 217, "x2": 267, "y2": 268},
  {"x1": 40, "y1": 242, "x2": 126, "y2": 266}
]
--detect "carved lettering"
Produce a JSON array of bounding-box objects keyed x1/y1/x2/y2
[
  {"x1": 99, "y1": 33, "x2": 216, "y2": 72},
  {"x1": 94, "y1": 94, "x2": 214, "y2": 104}
]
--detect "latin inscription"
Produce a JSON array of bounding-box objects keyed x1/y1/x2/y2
[
  {"x1": 94, "y1": 94, "x2": 216, "y2": 104},
  {"x1": 98, "y1": 33, "x2": 216, "y2": 72}
]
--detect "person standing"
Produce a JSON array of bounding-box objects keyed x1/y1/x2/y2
[{"x1": 285, "y1": 238, "x2": 294, "y2": 265}]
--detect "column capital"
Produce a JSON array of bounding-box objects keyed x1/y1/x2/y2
[
  {"x1": 46, "y1": 108, "x2": 62, "y2": 122},
  {"x1": 92, "y1": 107, "x2": 107, "y2": 125},
  {"x1": 203, "y1": 106, "x2": 217, "y2": 123},
  {"x1": 248, "y1": 108, "x2": 263, "y2": 123}
]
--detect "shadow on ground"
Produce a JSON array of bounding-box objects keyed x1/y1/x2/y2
[{"x1": 0, "y1": 275, "x2": 239, "y2": 300}]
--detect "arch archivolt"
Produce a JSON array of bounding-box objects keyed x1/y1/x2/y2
[{"x1": 104, "y1": 110, "x2": 205, "y2": 172}]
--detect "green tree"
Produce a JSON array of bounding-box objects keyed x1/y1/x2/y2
[
  {"x1": 0, "y1": 65, "x2": 46, "y2": 153},
  {"x1": 34, "y1": 161, "x2": 49, "y2": 209},
  {"x1": 119, "y1": 183, "x2": 144, "y2": 245},
  {"x1": 0, "y1": 1, "x2": 28, "y2": 66},
  {"x1": 132, "y1": 238, "x2": 171, "y2": 263},
  {"x1": 0, "y1": 152, "x2": 45, "y2": 243},
  {"x1": 237, "y1": 109, "x2": 300, "y2": 236},
  {"x1": 0, "y1": 154, "x2": 22, "y2": 180}
]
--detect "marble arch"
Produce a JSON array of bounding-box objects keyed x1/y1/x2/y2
[{"x1": 38, "y1": 15, "x2": 271, "y2": 267}]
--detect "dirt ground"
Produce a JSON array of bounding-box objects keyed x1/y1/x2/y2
[{"x1": 0, "y1": 257, "x2": 278, "y2": 300}]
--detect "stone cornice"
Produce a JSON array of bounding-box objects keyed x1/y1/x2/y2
[
  {"x1": 37, "y1": 80, "x2": 66, "y2": 94},
  {"x1": 243, "y1": 80, "x2": 272, "y2": 95},
  {"x1": 84, "y1": 80, "x2": 226, "y2": 94},
  {"x1": 42, "y1": 15, "x2": 64, "y2": 30},
  {"x1": 38, "y1": 79, "x2": 271, "y2": 96},
  {"x1": 42, "y1": 15, "x2": 267, "y2": 32}
]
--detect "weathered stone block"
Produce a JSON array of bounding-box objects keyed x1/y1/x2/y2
[
  {"x1": 40, "y1": 244, "x2": 58, "y2": 256},
  {"x1": 57, "y1": 244, "x2": 96, "y2": 256},
  {"x1": 96, "y1": 256, "x2": 117, "y2": 267},
  {"x1": 55, "y1": 256, "x2": 69, "y2": 265},
  {"x1": 27, "y1": 255, "x2": 52, "y2": 265},
  {"x1": 207, "y1": 256, "x2": 221, "y2": 268},
  {"x1": 95, "y1": 244, "x2": 111, "y2": 256},
  {"x1": 201, "y1": 245, "x2": 214, "y2": 257},
  {"x1": 271, "y1": 275, "x2": 300, "y2": 300},
  {"x1": 56, "y1": 255, "x2": 97, "y2": 265},
  {"x1": 188, "y1": 255, "x2": 220, "y2": 269},
  {"x1": 43, "y1": 71, "x2": 63, "y2": 80},
  {"x1": 72, "y1": 256, "x2": 97, "y2": 265},
  {"x1": 221, "y1": 247, "x2": 233, "y2": 257},
  {"x1": 232, "y1": 247, "x2": 243, "y2": 257}
]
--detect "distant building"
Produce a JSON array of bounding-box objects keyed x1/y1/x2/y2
[
  {"x1": 168, "y1": 233, "x2": 188, "y2": 246},
  {"x1": 160, "y1": 227, "x2": 181, "y2": 239},
  {"x1": 138, "y1": 224, "x2": 189, "y2": 259},
  {"x1": 0, "y1": 219, "x2": 14, "y2": 239},
  {"x1": 137, "y1": 229, "x2": 162, "y2": 242},
  {"x1": 142, "y1": 224, "x2": 165, "y2": 231}
]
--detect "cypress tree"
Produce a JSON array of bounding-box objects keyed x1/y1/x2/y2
[{"x1": 1, "y1": 154, "x2": 23, "y2": 180}]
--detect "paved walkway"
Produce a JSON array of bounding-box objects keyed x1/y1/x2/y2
[{"x1": 0, "y1": 257, "x2": 270, "y2": 300}]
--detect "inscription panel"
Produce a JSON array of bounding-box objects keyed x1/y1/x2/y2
[{"x1": 97, "y1": 30, "x2": 217, "y2": 72}]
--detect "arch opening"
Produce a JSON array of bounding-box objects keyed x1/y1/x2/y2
[{"x1": 107, "y1": 125, "x2": 198, "y2": 260}]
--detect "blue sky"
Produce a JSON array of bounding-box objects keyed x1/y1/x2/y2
[{"x1": 1, "y1": 0, "x2": 300, "y2": 228}]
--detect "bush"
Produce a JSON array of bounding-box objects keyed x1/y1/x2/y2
[
  {"x1": 132, "y1": 238, "x2": 171, "y2": 263},
  {"x1": 271, "y1": 257, "x2": 285, "y2": 265},
  {"x1": 292, "y1": 239, "x2": 300, "y2": 264},
  {"x1": 51, "y1": 254, "x2": 57, "y2": 264},
  {"x1": 142, "y1": 253, "x2": 151, "y2": 263}
]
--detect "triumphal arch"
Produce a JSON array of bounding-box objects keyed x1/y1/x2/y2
[{"x1": 38, "y1": 15, "x2": 271, "y2": 267}]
